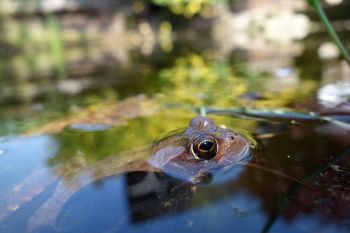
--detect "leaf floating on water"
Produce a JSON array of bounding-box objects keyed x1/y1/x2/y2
[{"x1": 66, "y1": 123, "x2": 112, "y2": 132}]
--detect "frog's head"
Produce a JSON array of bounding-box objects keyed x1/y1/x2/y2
[{"x1": 148, "y1": 116, "x2": 254, "y2": 183}]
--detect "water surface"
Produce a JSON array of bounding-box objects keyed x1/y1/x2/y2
[{"x1": 1, "y1": 3, "x2": 350, "y2": 232}]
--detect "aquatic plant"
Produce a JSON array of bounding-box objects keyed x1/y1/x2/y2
[{"x1": 308, "y1": 0, "x2": 350, "y2": 65}]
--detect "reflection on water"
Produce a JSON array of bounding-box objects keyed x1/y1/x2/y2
[
  {"x1": 0, "y1": 115, "x2": 350, "y2": 232},
  {"x1": 0, "y1": 135, "x2": 59, "y2": 219},
  {"x1": 1, "y1": 1, "x2": 350, "y2": 233},
  {"x1": 0, "y1": 115, "x2": 349, "y2": 232}
]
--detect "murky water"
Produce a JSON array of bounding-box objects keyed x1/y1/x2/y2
[
  {"x1": 1, "y1": 112, "x2": 349, "y2": 233},
  {"x1": 1, "y1": 2, "x2": 350, "y2": 233}
]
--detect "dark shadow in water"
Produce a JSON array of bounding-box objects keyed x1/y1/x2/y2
[
  {"x1": 261, "y1": 145, "x2": 350, "y2": 233},
  {"x1": 51, "y1": 171, "x2": 196, "y2": 233},
  {"x1": 125, "y1": 172, "x2": 194, "y2": 224}
]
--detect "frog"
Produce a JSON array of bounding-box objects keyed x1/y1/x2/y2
[
  {"x1": 34, "y1": 109, "x2": 350, "y2": 233},
  {"x1": 0, "y1": 116, "x2": 255, "y2": 233}
]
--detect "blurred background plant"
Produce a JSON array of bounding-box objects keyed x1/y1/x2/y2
[
  {"x1": 0, "y1": 0, "x2": 349, "y2": 136},
  {"x1": 0, "y1": 3, "x2": 349, "y2": 233},
  {"x1": 157, "y1": 53, "x2": 317, "y2": 108},
  {"x1": 151, "y1": 0, "x2": 223, "y2": 18}
]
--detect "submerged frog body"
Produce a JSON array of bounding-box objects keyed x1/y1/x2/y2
[{"x1": 1, "y1": 116, "x2": 254, "y2": 232}]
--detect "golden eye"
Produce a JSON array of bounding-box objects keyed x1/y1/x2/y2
[{"x1": 191, "y1": 136, "x2": 218, "y2": 160}]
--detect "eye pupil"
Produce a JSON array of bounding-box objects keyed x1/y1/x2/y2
[
  {"x1": 199, "y1": 140, "x2": 214, "y2": 152},
  {"x1": 191, "y1": 136, "x2": 218, "y2": 160}
]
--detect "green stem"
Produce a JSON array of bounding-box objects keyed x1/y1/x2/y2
[{"x1": 308, "y1": 0, "x2": 350, "y2": 65}]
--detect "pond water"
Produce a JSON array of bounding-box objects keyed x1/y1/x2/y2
[{"x1": 1, "y1": 3, "x2": 350, "y2": 233}]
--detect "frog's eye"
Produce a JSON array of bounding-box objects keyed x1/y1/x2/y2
[{"x1": 191, "y1": 135, "x2": 218, "y2": 160}]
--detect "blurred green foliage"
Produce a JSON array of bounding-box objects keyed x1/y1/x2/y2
[
  {"x1": 158, "y1": 53, "x2": 247, "y2": 106},
  {"x1": 158, "y1": 53, "x2": 317, "y2": 108},
  {"x1": 151, "y1": 0, "x2": 224, "y2": 18}
]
